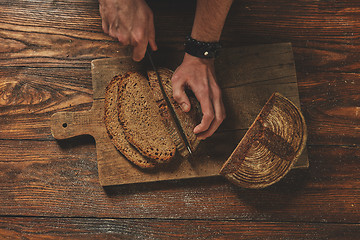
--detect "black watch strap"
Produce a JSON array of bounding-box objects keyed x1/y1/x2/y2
[{"x1": 184, "y1": 36, "x2": 221, "y2": 59}]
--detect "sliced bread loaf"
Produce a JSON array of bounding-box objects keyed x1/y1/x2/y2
[
  {"x1": 104, "y1": 75, "x2": 157, "y2": 169},
  {"x1": 147, "y1": 68, "x2": 202, "y2": 157},
  {"x1": 146, "y1": 71, "x2": 188, "y2": 158},
  {"x1": 117, "y1": 71, "x2": 177, "y2": 163}
]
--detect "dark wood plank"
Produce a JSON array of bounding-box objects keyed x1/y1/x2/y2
[
  {"x1": 299, "y1": 72, "x2": 360, "y2": 145},
  {"x1": 0, "y1": 21, "x2": 125, "y2": 68},
  {"x1": 0, "y1": 0, "x2": 123, "y2": 67},
  {"x1": 0, "y1": 67, "x2": 93, "y2": 140},
  {"x1": 0, "y1": 0, "x2": 358, "y2": 71},
  {"x1": 0, "y1": 141, "x2": 359, "y2": 223},
  {"x1": 155, "y1": 0, "x2": 360, "y2": 74},
  {"x1": 0, "y1": 217, "x2": 359, "y2": 240}
]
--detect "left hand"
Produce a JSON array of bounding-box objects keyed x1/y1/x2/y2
[{"x1": 171, "y1": 53, "x2": 226, "y2": 140}]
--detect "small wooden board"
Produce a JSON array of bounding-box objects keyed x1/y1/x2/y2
[{"x1": 50, "y1": 43, "x2": 308, "y2": 186}]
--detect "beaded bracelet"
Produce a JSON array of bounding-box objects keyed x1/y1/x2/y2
[{"x1": 184, "y1": 35, "x2": 221, "y2": 59}]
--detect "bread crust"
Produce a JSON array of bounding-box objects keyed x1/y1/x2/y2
[
  {"x1": 219, "y1": 92, "x2": 307, "y2": 188},
  {"x1": 104, "y1": 74, "x2": 157, "y2": 169},
  {"x1": 117, "y1": 71, "x2": 176, "y2": 163}
]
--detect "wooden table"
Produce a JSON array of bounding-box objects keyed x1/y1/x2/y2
[{"x1": 0, "y1": 0, "x2": 359, "y2": 239}]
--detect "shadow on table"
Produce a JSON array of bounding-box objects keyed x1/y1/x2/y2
[
  {"x1": 231, "y1": 169, "x2": 311, "y2": 211},
  {"x1": 55, "y1": 135, "x2": 96, "y2": 150},
  {"x1": 103, "y1": 167, "x2": 310, "y2": 212},
  {"x1": 102, "y1": 175, "x2": 227, "y2": 197}
]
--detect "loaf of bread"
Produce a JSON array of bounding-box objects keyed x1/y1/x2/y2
[
  {"x1": 104, "y1": 69, "x2": 202, "y2": 168},
  {"x1": 219, "y1": 92, "x2": 307, "y2": 188}
]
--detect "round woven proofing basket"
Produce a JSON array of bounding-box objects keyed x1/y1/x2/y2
[{"x1": 219, "y1": 92, "x2": 307, "y2": 189}]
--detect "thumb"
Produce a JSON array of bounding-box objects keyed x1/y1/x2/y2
[{"x1": 172, "y1": 81, "x2": 191, "y2": 112}]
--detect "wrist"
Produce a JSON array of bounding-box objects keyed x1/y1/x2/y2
[
  {"x1": 184, "y1": 35, "x2": 221, "y2": 59},
  {"x1": 183, "y1": 53, "x2": 214, "y2": 65}
]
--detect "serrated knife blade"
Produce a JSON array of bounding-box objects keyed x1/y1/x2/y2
[{"x1": 145, "y1": 49, "x2": 193, "y2": 156}]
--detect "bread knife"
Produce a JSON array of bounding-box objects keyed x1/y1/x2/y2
[{"x1": 145, "y1": 49, "x2": 193, "y2": 156}]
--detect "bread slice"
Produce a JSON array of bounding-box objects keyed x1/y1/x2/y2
[
  {"x1": 104, "y1": 75, "x2": 157, "y2": 169},
  {"x1": 147, "y1": 68, "x2": 201, "y2": 158},
  {"x1": 117, "y1": 71, "x2": 177, "y2": 163}
]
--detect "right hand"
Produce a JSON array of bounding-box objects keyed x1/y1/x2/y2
[
  {"x1": 99, "y1": 0, "x2": 157, "y2": 61},
  {"x1": 172, "y1": 53, "x2": 226, "y2": 140}
]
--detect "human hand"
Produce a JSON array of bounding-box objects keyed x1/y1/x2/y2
[
  {"x1": 171, "y1": 53, "x2": 226, "y2": 140},
  {"x1": 99, "y1": 0, "x2": 157, "y2": 61}
]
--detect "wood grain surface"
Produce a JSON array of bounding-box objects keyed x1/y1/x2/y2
[
  {"x1": 1, "y1": 0, "x2": 359, "y2": 238},
  {"x1": 0, "y1": 217, "x2": 359, "y2": 240},
  {"x1": 0, "y1": 143, "x2": 359, "y2": 222}
]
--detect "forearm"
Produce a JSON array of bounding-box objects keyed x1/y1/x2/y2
[
  {"x1": 191, "y1": 0, "x2": 233, "y2": 42},
  {"x1": 171, "y1": 0, "x2": 231, "y2": 139}
]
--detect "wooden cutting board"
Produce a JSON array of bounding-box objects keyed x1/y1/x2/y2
[{"x1": 50, "y1": 43, "x2": 308, "y2": 186}]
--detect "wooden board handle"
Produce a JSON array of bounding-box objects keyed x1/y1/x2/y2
[{"x1": 50, "y1": 111, "x2": 95, "y2": 139}]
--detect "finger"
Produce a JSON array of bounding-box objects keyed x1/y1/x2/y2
[
  {"x1": 193, "y1": 89, "x2": 214, "y2": 134},
  {"x1": 117, "y1": 33, "x2": 130, "y2": 46},
  {"x1": 172, "y1": 75, "x2": 191, "y2": 112},
  {"x1": 101, "y1": 19, "x2": 109, "y2": 34},
  {"x1": 99, "y1": 4, "x2": 109, "y2": 34},
  {"x1": 132, "y1": 38, "x2": 147, "y2": 62},
  {"x1": 197, "y1": 72, "x2": 226, "y2": 139},
  {"x1": 148, "y1": 16, "x2": 157, "y2": 51},
  {"x1": 98, "y1": 5, "x2": 106, "y2": 31},
  {"x1": 108, "y1": 22, "x2": 120, "y2": 39},
  {"x1": 102, "y1": 23, "x2": 109, "y2": 34},
  {"x1": 109, "y1": 24, "x2": 130, "y2": 46},
  {"x1": 197, "y1": 91, "x2": 226, "y2": 140},
  {"x1": 130, "y1": 26, "x2": 148, "y2": 61}
]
